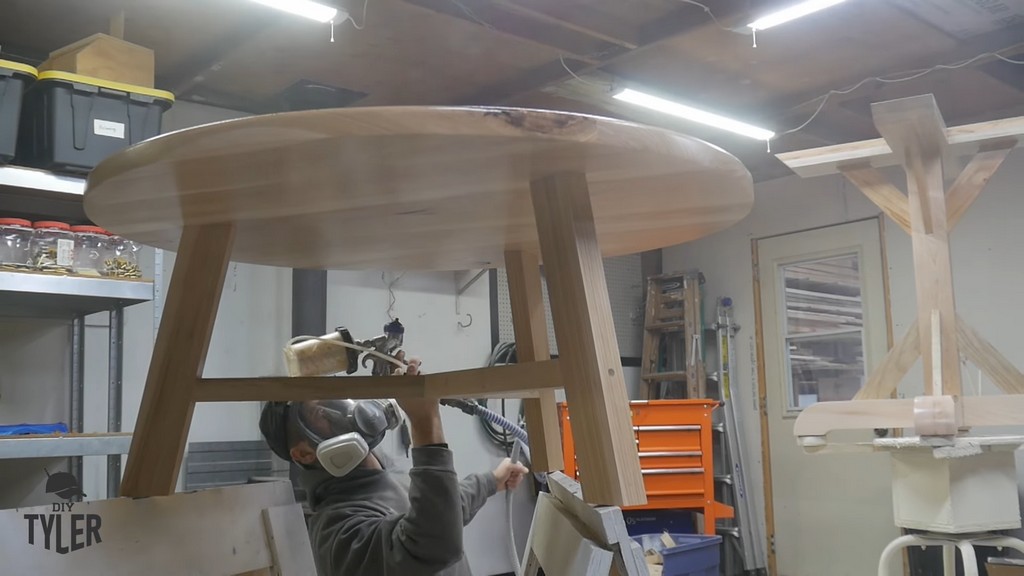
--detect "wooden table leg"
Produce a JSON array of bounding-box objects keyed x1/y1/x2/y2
[
  {"x1": 121, "y1": 224, "x2": 235, "y2": 497},
  {"x1": 531, "y1": 172, "x2": 646, "y2": 507},
  {"x1": 871, "y1": 96, "x2": 961, "y2": 396},
  {"x1": 505, "y1": 249, "x2": 563, "y2": 472}
]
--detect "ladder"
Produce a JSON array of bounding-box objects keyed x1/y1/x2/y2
[
  {"x1": 712, "y1": 297, "x2": 767, "y2": 575},
  {"x1": 640, "y1": 271, "x2": 705, "y2": 400}
]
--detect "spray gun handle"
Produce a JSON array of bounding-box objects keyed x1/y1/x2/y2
[{"x1": 440, "y1": 398, "x2": 478, "y2": 416}]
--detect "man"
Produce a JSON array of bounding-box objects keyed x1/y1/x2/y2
[{"x1": 259, "y1": 358, "x2": 529, "y2": 575}]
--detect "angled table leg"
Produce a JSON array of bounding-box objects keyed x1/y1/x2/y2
[
  {"x1": 505, "y1": 249, "x2": 563, "y2": 472},
  {"x1": 121, "y1": 224, "x2": 235, "y2": 497},
  {"x1": 531, "y1": 172, "x2": 646, "y2": 507}
]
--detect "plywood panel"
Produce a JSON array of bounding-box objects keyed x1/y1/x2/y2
[
  {"x1": 0, "y1": 482, "x2": 295, "y2": 575},
  {"x1": 522, "y1": 492, "x2": 615, "y2": 576}
]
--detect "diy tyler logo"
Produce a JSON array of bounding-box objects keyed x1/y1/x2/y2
[{"x1": 24, "y1": 468, "x2": 102, "y2": 554}]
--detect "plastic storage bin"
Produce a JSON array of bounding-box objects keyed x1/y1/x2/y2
[
  {"x1": 0, "y1": 60, "x2": 38, "y2": 164},
  {"x1": 0, "y1": 218, "x2": 35, "y2": 270},
  {"x1": 622, "y1": 510, "x2": 696, "y2": 537},
  {"x1": 31, "y1": 220, "x2": 75, "y2": 273},
  {"x1": 631, "y1": 533, "x2": 722, "y2": 576},
  {"x1": 71, "y1": 225, "x2": 112, "y2": 276},
  {"x1": 106, "y1": 234, "x2": 141, "y2": 278},
  {"x1": 17, "y1": 71, "x2": 174, "y2": 173}
]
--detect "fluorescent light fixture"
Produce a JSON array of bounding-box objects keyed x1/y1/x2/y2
[
  {"x1": 249, "y1": 0, "x2": 339, "y2": 22},
  {"x1": 613, "y1": 88, "x2": 775, "y2": 140},
  {"x1": 747, "y1": 0, "x2": 848, "y2": 31}
]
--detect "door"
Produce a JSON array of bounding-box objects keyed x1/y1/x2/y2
[{"x1": 756, "y1": 219, "x2": 899, "y2": 576}]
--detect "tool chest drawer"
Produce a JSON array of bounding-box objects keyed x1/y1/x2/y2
[{"x1": 558, "y1": 399, "x2": 723, "y2": 507}]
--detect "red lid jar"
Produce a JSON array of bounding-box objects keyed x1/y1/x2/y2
[
  {"x1": 0, "y1": 218, "x2": 34, "y2": 269},
  {"x1": 30, "y1": 220, "x2": 75, "y2": 273},
  {"x1": 71, "y1": 225, "x2": 113, "y2": 277}
]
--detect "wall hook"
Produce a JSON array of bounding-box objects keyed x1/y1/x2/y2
[{"x1": 454, "y1": 269, "x2": 487, "y2": 329}]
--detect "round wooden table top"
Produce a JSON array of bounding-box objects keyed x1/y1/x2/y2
[{"x1": 85, "y1": 107, "x2": 753, "y2": 270}]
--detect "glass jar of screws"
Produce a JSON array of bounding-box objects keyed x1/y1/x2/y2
[
  {"x1": 71, "y1": 225, "x2": 112, "y2": 277},
  {"x1": 31, "y1": 221, "x2": 75, "y2": 274},
  {"x1": 105, "y1": 235, "x2": 142, "y2": 279},
  {"x1": 0, "y1": 218, "x2": 34, "y2": 271}
]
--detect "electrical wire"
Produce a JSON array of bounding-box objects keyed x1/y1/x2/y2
[
  {"x1": 381, "y1": 271, "x2": 405, "y2": 321},
  {"x1": 478, "y1": 342, "x2": 521, "y2": 452},
  {"x1": 559, "y1": 55, "x2": 608, "y2": 89},
  {"x1": 448, "y1": 0, "x2": 495, "y2": 30},
  {"x1": 775, "y1": 51, "x2": 1024, "y2": 138},
  {"x1": 675, "y1": 0, "x2": 736, "y2": 33},
  {"x1": 347, "y1": 0, "x2": 369, "y2": 30}
]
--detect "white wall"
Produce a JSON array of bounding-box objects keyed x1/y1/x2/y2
[
  {"x1": 663, "y1": 149, "x2": 1024, "y2": 545},
  {"x1": 0, "y1": 319, "x2": 73, "y2": 506}
]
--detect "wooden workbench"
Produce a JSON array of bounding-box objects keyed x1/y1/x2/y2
[{"x1": 84, "y1": 106, "x2": 754, "y2": 506}]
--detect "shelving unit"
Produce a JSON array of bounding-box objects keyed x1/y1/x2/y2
[
  {"x1": 0, "y1": 270, "x2": 152, "y2": 317},
  {"x1": 0, "y1": 433, "x2": 132, "y2": 459},
  {"x1": 0, "y1": 165, "x2": 87, "y2": 221},
  {"x1": 0, "y1": 165, "x2": 152, "y2": 499}
]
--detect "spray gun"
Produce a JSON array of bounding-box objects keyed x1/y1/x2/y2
[
  {"x1": 283, "y1": 320, "x2": 530, "y2": 459},
  {"x1": 355, "y1": 319, "x2": 406, "y2": 376},
  {"x1": 284, "y1": 322, "x2": 529, "y2": 452},
  {"x1": 284, "y1": 319, "x2": 406, "y2": 377}
]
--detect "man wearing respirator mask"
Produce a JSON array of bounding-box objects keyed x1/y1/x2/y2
[{"x1": 259, "y1": 356, "x2": 529, "y2": 575}]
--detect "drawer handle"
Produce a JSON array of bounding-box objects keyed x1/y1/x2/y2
[
  {"x1": 638, "y1": 451, "x2": 701, "y2": 458},
  {"x1": 634, "y1": 425, "x2": 701, "y2": 432},
  {"x1": 642, "y1": 468, "x2": 705, "y2": 475}
]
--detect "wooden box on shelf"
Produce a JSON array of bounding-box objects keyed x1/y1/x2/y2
[{"x1": 39, "y1": 34, "x2": 155, "y2": 88}]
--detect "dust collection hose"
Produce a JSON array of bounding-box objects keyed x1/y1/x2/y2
[
  {"x1": 440, "y1": 398, "x2": 529, "y2": 574},
  {"x1": 440, "y1": 399, "x2": 529, "y2": 446}
]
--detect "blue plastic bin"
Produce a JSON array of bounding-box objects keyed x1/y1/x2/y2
[
  {"x1": 632, "y1": 533, "x2": 722, "y2": 576},
  {"x1": 0, "y1": 422, "x2": 69, "y2": 436},
  {"x1": 623, "y1": 510, "x2": 696, "y2": 537}
]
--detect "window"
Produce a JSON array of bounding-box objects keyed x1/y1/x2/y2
[{"x1": 780, "y1": 254, "x2": 866, "y2": 411}]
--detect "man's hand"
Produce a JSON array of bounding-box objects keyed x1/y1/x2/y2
[
  {"x1": 393, "y1": 353, "x2": 445, "y2": 446},
  {"x1": 492, "y1": 458, "x2": 529, "y2": 492},
  {"x1": 395, "y1": 353, "x2": 435, "y2": 421}
]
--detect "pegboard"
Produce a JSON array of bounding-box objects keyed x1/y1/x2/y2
[{"x1": 494, "y1": 254, "x2": 644, "y2": 358}]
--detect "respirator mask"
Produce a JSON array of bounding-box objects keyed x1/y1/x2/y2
[{"x1": 290, "y1": 398, "x2": 403, "y2": 477}]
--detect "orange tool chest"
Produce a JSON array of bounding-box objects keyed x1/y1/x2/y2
[{"x1": 558, "y1": 399, "x2": 734, "y2": 535}]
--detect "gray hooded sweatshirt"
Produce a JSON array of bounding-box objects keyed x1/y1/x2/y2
[{"x1": 302, "y1": 446, "x2": 498, "y2": 576}]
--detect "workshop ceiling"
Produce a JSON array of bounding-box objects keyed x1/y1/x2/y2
[{"x1": 2, "y1": 0, "x2": 1023, "y2": 180}]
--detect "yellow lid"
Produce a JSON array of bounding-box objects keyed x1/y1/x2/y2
[
  {"x1": 0, "y1": 59, "x2": 38, "y2": 78},
  {"x1": 36, "y1": 70, "x2": 174, "y2": 102}
]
